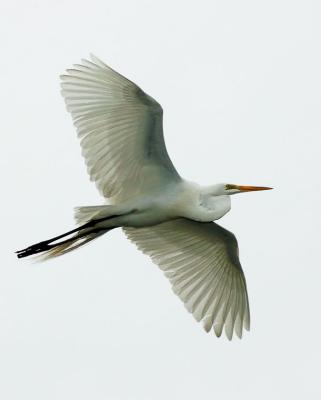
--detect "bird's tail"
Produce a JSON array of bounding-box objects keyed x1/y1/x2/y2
[{"x1": 16, "y1": 205, "x2": 118, "y2": 260}]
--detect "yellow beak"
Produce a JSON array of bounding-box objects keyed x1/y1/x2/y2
[{"x1": 237, "y1": 185, "x2": 273, "y2": 192}]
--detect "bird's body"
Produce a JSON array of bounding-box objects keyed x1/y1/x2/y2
[
  {"x1": 88, "y1": 181, "x2": 231, "y2": 230},
  {"x1": 16, "y1": 55, "x2": 272, "y2": 339}
]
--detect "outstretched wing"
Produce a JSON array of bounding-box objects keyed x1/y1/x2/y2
[
  {"x1": 61, "y1": 54, "x2": 180, "y2": 201},
  {"x1": 124, "y1": 219, "x2": 250, "y2": 340}
]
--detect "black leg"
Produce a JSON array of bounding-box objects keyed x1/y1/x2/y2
[{"x1": 15, "y1": 214, "x2": 120, "y2": 258}]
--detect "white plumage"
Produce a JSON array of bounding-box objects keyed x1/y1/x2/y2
[
  {"x1": 17, "y1": 54, "x2": 272, "y2": 340},
  {"x1": 60, "y1": 54, "x2": 179, "y2": 203},
  {"x1": 124, "y1": 220, "x2": 249, "y2": 340}
]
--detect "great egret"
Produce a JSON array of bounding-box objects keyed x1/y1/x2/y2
[{"x1": 16, "y1": 55, "x2": 272, "y2": 339}]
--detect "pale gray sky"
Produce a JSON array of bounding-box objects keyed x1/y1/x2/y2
[{"x1": 1, "y1": 1, "x2": 321, "y2": 399}]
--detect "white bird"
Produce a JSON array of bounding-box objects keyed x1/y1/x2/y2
[{"x1": 16, "y1": 54, "x2": 272, "y2": 339}]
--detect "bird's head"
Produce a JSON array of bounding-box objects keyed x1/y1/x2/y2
[{"x1": 208, "y1": 183, "x2": 273, "y2": 196}]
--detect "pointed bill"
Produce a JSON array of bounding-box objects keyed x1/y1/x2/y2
[{"x1": 237, "y1": 185, "x2": 273, "y2": 192}]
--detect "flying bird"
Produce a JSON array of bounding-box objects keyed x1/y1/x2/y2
[{"x1": 16, "y1": 55, "x2": 272, "y2": 339}]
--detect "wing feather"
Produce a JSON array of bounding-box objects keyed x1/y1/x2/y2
[
  {"x1": 124, "y1": 219, "x2": 250, "y2": 339},
  {"x1": 61, "y1": 54, "x2": 180, "y2": 201}
]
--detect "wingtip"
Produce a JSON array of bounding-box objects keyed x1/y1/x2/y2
[
  {"x1": 89, "y1": 53, "x2": 107, "y2": 67},
  {"x1": 89, "y1": 52, "x2": 98, "y2": 61}
]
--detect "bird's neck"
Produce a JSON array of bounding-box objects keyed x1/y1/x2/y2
[{"x1": 199, "y1": 190, "x2": 231, "y2": 218}]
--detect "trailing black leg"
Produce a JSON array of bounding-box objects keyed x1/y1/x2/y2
[{"x1": 16, "y1": 214, "x2": 120, "y2": 259}]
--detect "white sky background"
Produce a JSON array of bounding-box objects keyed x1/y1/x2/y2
[{"x1": 1, "y1": 0, "x2": 321, "y2": 399}]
